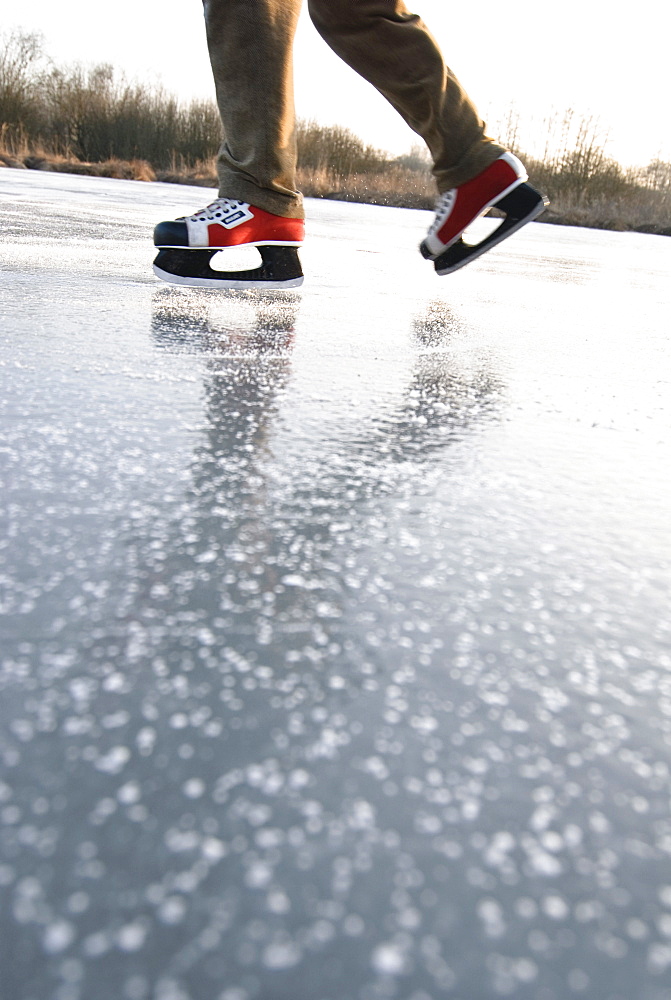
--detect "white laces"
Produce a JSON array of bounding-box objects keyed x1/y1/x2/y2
[
  {"x1": 428, "y1": 189, "x2": 456, "y2": 235},
  {"x1": 181, "y1": 198, "x2": 248, "y2": 222}
]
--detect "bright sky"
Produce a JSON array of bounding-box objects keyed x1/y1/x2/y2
[{"x1": 6, "y1": 1, "x2": 669, "y2": 167}]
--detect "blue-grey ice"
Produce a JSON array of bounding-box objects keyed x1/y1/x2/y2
[{"x1": 1, "y1": 169, "x2": 671, "y2": 1000}]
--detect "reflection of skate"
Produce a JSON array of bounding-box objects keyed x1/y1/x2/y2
[
  {"x1": 420, "y1": 153, "x2": 548, "y2": 275},
  {"x1": 151, "y1": 287, "x2": 299, "y2": 354},
  {"x1": 404, "y1": 300, "x2": 506, "y2": 449},
  {"x1": 153, "y1": 197, "x2": 304, "y2": 289}
]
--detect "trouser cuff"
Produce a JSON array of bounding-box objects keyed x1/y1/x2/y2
[
  {"x1": 433, "y1": 139, "x2": 508, "y2": 192},
  {"x1": 216, "y1": 167, "x2": 305, "y2": 220}
]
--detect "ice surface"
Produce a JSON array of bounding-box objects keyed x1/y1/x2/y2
[{"x1": 1, "y1": 169, "x2": 671, "y2": 1000}]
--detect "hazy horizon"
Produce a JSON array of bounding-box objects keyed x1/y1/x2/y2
[{"x1": 4, "y1": 1, "x2": 669, "y2": 168}]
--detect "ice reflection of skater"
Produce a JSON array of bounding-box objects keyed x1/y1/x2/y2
[
  {"x1": 151, "y1": 290, "x2": 297, "y2": 478},
  {"x1": 153, "y1": 1, "x2": 548, "y2": 290},
  {"x1": 337, "y1": 300, "x2": 506, "y2": 468},
  {"x1": 401, "y1": 300, "x2": 506, "y2": 453},
  {"x1": 152, "y1": 292, "x2": 503, "y2": 493},
  {"x1": 145, "y1": 292, "x2": 300, "y2": 655},
  {"x1": 151, "y1": 287, "x2": 298, "y2": 358},
  {"x1": 147, "y1": 293, "x2": 504, "y2": 639}
]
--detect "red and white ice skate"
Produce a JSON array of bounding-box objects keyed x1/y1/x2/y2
[
  {"x1": 153, "y1": 198, "x2": 305, "y2": 289},
  {"x1": 420, "y1": 152, "x2": 548, "y2": 275}
]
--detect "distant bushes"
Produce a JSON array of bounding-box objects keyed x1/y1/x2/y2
[
  {"x1": 0, "y1": 29, "x2": 41, "y2": 135},
  {"x1": 38, "y1": 64, "x2": 222, "y2": 166},
  {"x1": 2, "y1": 29, "x2": 670, "y2": 233},
  {"x1": 0, "y1": 30, "x2": 222, "y2": 167},
  {"x1": 296, "y1": 119, "x2": 390, "y2": 175},
  {"x1": 483, "y1": 105, "x2": 671, "y2": 234},
  {"x1": 294, "y1": 124, "x2": 435, "y2": 208}
]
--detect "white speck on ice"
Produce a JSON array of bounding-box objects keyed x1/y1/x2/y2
[
  {"x1": 262, "y1": 940, "x2": 302, "y2": 969},
  {"x1": 202, "y1": 837, "x2": 227, "y2": 861},
  {"x1": 116, "y1": 921, "x2": 147, "y2": 952},
  {"x1": 288, "y1": 768, "x2": 310, "y2": 790},
  {"x1": 158, "y1": 897, "x2": 187, "y2": 925},
  {"x1": 267, "y1": 889, "x2": 291, "y2": 914},
  {"x1": 95, "y1": 745, "x2": 131, "y2": 774},
  {"x1": 183, "y1": 778, "x2": 205, "y2": 799},
  {"x1": 477, "y1": 898, "x2": 506, "y2": 938},
  {"x1": 195, "y1": 551, "x2": 217, "y2": 564},
  {"x1": 371, "y1": 942, "x2": 406, "y2": 975},
  {"x1": 117, "y1": 781, "x2": 141, "y2": 804},
  {"x1": 528, "y1": 849, "x2": 562, "y2": 877},
  {"x1": 347, "y1": 799, "x2": 376, "y2": 830},
  {"x1": 245, "y1": 861, "x2": 273, "y2": 889},
  {"x1": 542, "y1": 894, "x2": 569, "y2": 920},
  {"x1": 43, "y1": 919, "x2": 75, "y2": 953}
]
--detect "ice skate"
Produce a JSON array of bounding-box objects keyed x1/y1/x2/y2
[
  {"x1": 153, "y1": 198, "x2": 305, "y2": 289},
  {"x1": 419, "y1": 152, "x2": 548, "y2": 275}
]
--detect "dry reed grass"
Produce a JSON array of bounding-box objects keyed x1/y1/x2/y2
[
  {"x1": 0, "y1": 138, "x2": 157, "y2": 182},
  {"x1": 4, "y1": 144, "x2": 671, "y2": 236},
  {"x1": 297, "y1": 165, "x2": 435, "y2": 208}
]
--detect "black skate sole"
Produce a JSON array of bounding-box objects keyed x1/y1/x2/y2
[
  {"x1": 420, "y1": 183, "x2": 548, "y2": 276},
  {"x1": 153, "y1": 245, "x2": 304, "y2": 289}
]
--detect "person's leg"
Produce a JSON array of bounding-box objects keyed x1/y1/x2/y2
[
  {"x1": 307, "y1": 0, "x2": 505, "y2": 192},
  {"x1": 202, "y1": 0, "x2": 304, "y2": 218},
  {"x1": 153, "y1": 0, "x2": 305, "y2": 288}
]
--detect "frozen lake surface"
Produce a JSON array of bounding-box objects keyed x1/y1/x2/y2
[{"x1": 1, "y1": 170, "x2": 671, "y2": 1000}]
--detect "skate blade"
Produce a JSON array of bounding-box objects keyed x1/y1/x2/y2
[
  {"x1": 153, "y1": 246, "x2": 304, "y2": 290},
  {"x1": 427, "y1": 184, "x2": 548, "y2": 276}
]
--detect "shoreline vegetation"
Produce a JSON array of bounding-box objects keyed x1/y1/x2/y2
[{"x1": 2, "y1": 30, "x2": 670, "y2": 236}]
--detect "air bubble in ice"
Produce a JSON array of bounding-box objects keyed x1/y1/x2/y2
[
  {"x1": 262, "y1": 940, "x2": 302, "y2": 969},
  {"x1": 117, "y1": 921, "x2": 147, "y2": 952},
  {"x1": 95, "y1": 746, "x2": 131, "y2": 774},
  {"x1": 43, "y1": 919, "x2": 75, "y2": 954},
  {"x1": 371, "y1": 942, "x2": 406, "y2": 975}
]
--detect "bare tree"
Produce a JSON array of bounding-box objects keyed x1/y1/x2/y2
[{"x1": 0, "y1": 29, "x2": 44, "y2": 139}]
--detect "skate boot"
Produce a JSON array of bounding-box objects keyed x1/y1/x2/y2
[
  {"x1": 419, "y1": 152, "x2": 548, "y2": 275},
  {"x1": 153, "y1": 198, "x2": 305, "y2": 289}
]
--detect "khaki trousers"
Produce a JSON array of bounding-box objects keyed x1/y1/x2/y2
[{"x1": 202, "y1": 0, "x2": 505, "y2": 219}]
